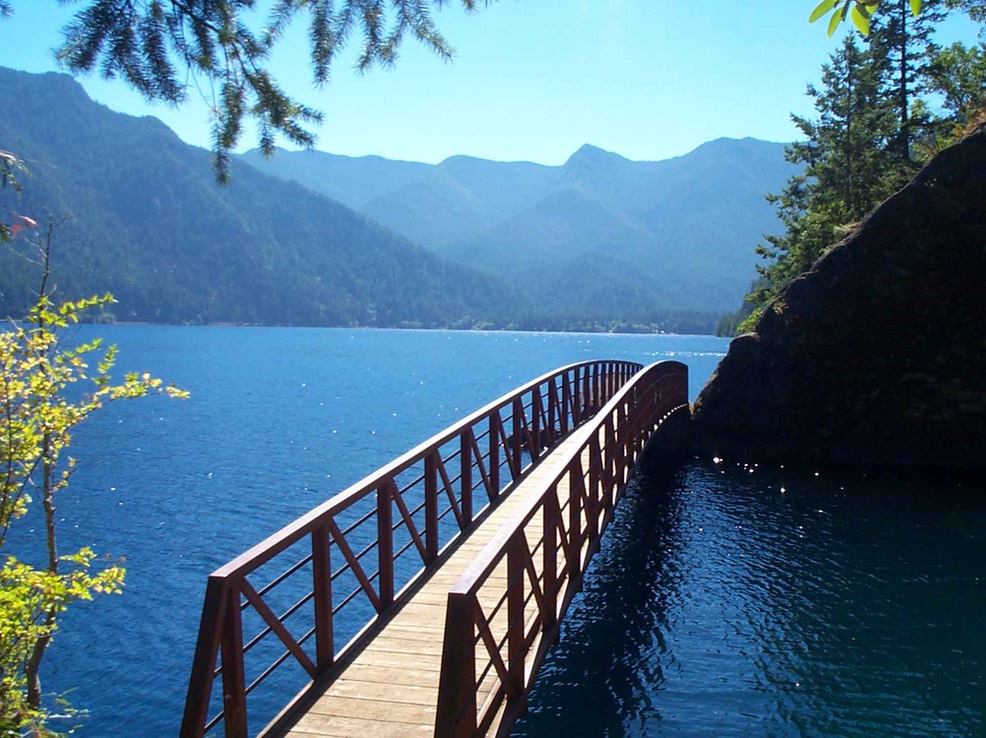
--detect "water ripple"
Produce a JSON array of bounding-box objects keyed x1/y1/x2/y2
[{"x1": 514, "y1": 460, "x2": 986, "y2": 737}]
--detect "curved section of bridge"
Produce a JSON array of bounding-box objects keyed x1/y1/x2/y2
[{"x1": 181, "y1": 360, "x2": 688, "y2": 738}]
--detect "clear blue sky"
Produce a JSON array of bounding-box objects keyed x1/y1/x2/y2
[{"x1": 0, "y1": 2, "x2": 978, "y2": 164}]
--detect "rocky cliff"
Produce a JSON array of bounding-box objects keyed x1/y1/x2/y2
[{"x1": 691, "y1": 126, "x2": 986, "y2": 471}]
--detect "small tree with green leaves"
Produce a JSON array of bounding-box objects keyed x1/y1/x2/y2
[
  {"x1": 919, "y1": 39, "x2": 986, "y2": 152},
  {"x1": 0, "y1": 161, "x2": 187, "y2": 735}
]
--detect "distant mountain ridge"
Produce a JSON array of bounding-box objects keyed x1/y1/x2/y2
[
  {"x1": 0, "y1": 65, "x2": 795, "y2": 332},
  {"x1": 0, "y1": 67, "x2": 513, "y2": 328},
  {"x1": 240, "y1": 136, "x2": 797, "y2": 319}
]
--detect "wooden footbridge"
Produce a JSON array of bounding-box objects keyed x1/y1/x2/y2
[{"x1": 181, "y1": 359, "x2": 688, "y2": 738}]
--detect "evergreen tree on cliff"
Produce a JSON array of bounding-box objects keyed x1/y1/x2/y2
[
  {"x1": 735, "y1": 0, "x2": 984, "y2": 332},
  {"x1": 869, "y1": 0, "x2": 948, "y2": 159},
  {"x1": 746, "y1": 36, "x2": 903, "y2": 324}
]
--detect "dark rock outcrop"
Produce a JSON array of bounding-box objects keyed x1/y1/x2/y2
[{"x1": 692, "y1": 126, "x2": 986, "y2": 471}]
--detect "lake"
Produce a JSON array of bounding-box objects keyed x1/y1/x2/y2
[
  {"x1": 513, "y1": 459, "x2": 985, "y2": 737},
  {"x1": 8, "y1": 326, "x2": 982, "y2": 736}
]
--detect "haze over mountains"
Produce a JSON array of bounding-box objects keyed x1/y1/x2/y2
[
  {"x1": 242, "y1": 137, "x2": 796, "y2": 321},
  {"x1": 1, "y1": 66, "x2": 795, "y2": 332},
  {"x1": 0, "y1": 67, "x2": 507, "y2": 327}
]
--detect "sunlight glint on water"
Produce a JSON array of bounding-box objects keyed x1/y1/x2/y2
[
  {"x1": 25, "y1": 326, "x2": 725, "y2": 737},
  {"x1": 14, "y1": 326, "x2": 982, "y2": 737},
  {"x1": 513, "y1": 459, "x2": 985, "y2": 737}
]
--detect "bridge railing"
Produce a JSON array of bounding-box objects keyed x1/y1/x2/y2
[
  {"x1": 434, "y1": 361, "x2": 688, "y2": 738},
  {"x1": 181, "y1": 360, "x2": 642, "y2": 738}
]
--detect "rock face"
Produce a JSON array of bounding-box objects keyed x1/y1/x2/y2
[{"x1": 691, "y1": 126, "x2": 986, "y2": 471}]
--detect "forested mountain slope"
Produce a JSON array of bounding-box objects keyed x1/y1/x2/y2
[
  {"x1": 242, "y1": 138, "x2": 797, "y2": 318},
  {"x1": 0, "y1": 67, "x2": 513, "y2": 327}
]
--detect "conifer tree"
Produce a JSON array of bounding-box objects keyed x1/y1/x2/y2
[
  {"x1": 2, "y1": 1, "x2": 490, "y2": 181},
  {"x1": 735, "y1": 1, "x2": 984, "y2": 333},
  {"x1": 869, "y1": 0, "x2": 948, "y2": 159},
  {"x1": 743, "y1": 36, "x2": 901, "y2": 327}
]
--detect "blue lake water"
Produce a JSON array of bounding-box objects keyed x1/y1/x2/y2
[
  {"x1": 513, "y1": 459, "x2": 985, "y2": 737},
  {"x1": 7, "y1": 327, "x2": 983, "y2": 737},
  {"x1": 14, "y1": 326, "x2": 725, "y2": 737}
]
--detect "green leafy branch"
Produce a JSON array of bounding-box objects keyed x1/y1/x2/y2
[
  {"x1": 810, "y1": 0, "x2": 923, "y2": 35},
  {"x1": 44, "y1": 0, "x2": 492, "y2": 181},
  {"x1": 0, "y1": 214, "x2": 187, "y2": 734}
]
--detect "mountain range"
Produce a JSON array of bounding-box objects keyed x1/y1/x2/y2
[
  {"x1": 1, "y1": 65, "x2": 796, "y2": 332},
  {"x1": 0, "y1": 67, "x2": 508, "y2": 328},
  {"x1": 241, "y1": 136, "x2": 796, "y2": 320}
]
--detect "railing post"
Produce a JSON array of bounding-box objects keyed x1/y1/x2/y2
[
  {"x1": 653, "y1": 378, "x2": 664, "y2": 431},
  {"x1": 571, "y1": 367, "x2": 581, "y2": 424},
  {"x1": 220, "y1": 581, "x2": 248, "y2": 738},
  {"x1": 511, "y1": 396, "x2": 524, "y2": 479},
  {"x1": 568, "y1": 463, "x2": 584, "y2": 580},
  {"x1": 547, "y1": 377, "x2": 558, "y2": 446},
  {"x1": 377, "y1": 484, "x2": 394, "y2": 610},
  {"x1": 435, "y1": 592, "x2": 477, "y2": 738},
  {"x1": 593, "y1": 364, "x2": 601, "y2": 413},
  {"x1": 543, "y1": 488, "x2": 559, "y2": 632},
  {"x1": 578, "y1": 366, "x2": 592, "y2": 416},
  {"x1": 312, "y1": 524, "x2": 335, "y2": 671},
  {"x1": 622, "y1": 399, "x2": 634, "y2": 479},
  {"x1": 589, "y1": 363, "x2": 602, "y2": 415},
  {"x1": 506, "y1": 534, "x2": 525, "y2": 702},
  {"x1": 531, "y1": 385, "x2": 542, "y2": 457},
  {"x1": 564, "y1": 369, "x2": 574, "y2": 430},
  {"x1": 489, "y1": 414, "x2": 500, "y2": 494},
  {"x1": 425, "y1": 452, "x2": 439, "y2": 562},
  {"x1": 603, "y1": 413, "x2": 616, "y2": 511},
  {"x1": 654, "y1": 376, "x2": 666, "y2": 436},
  {"x1": 584, "y1": 365, "x2": 593, "y2": 416},
  {"x1": 181, "y1": 576, "x2": 229, "y2": 738},
  {"x1": 635, "y1": 381, "x2": 646, "y2": 450},
  {"x1": 461, "y1": 429, "x2": 473, "y2": 527},
  {"x1": 583, "y1": 365, "x2": 591, "y2": 416},
  {"x1": 587, "y1": 431, "x2": 602, "y2": 544},
  {"x1": 636, "y1": 382, "x2": 648, "y2": 452},
  {"x1": 614, "y1": 402, "x2": 624, "y2": 486}
]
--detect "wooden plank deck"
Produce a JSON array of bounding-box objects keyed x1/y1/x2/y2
[{"x1": 279, "y1": 431, "x2": 587, "y2": 738}]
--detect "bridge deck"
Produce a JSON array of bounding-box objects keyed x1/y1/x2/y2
[
  {"x1": 280, "y1": 431, "x2": 587, "y2": 738},
  {"x1": 181, "y1": 361, "x2": 686, "y2": 738}
]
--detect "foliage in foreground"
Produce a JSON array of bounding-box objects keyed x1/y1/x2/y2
[
  {"x1": 0, "y1": 192, "x2": 186, "y2": 734},
  {"x1": 2, "y1": 1, "x2": 494, "y2": 180},
  {"x1": 810, "y1": 0, "x2": 923, "y2": 37}
]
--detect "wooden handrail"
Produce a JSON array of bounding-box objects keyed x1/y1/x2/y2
[
  {"x1": 180, "y1": 360, "x2": 643, "y2": 738},
  {"x1": 434, "y1": 361, "x2": 688, "y2": 738}
]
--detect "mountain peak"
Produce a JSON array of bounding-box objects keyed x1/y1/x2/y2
[
  {"x1": 564, "y1": 144, "x2": 628, "y2": 168},
  {"x1": 687, "y1": 136, "x2": 783, "y2": 156}
]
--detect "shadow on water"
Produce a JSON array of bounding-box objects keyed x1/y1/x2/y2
[
  {"x1": 512, "y1": 457, "x2": 688, "y2": 737},
  {"x1": 512, "y1": 458, "x2": 986, "y2": 738}
]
